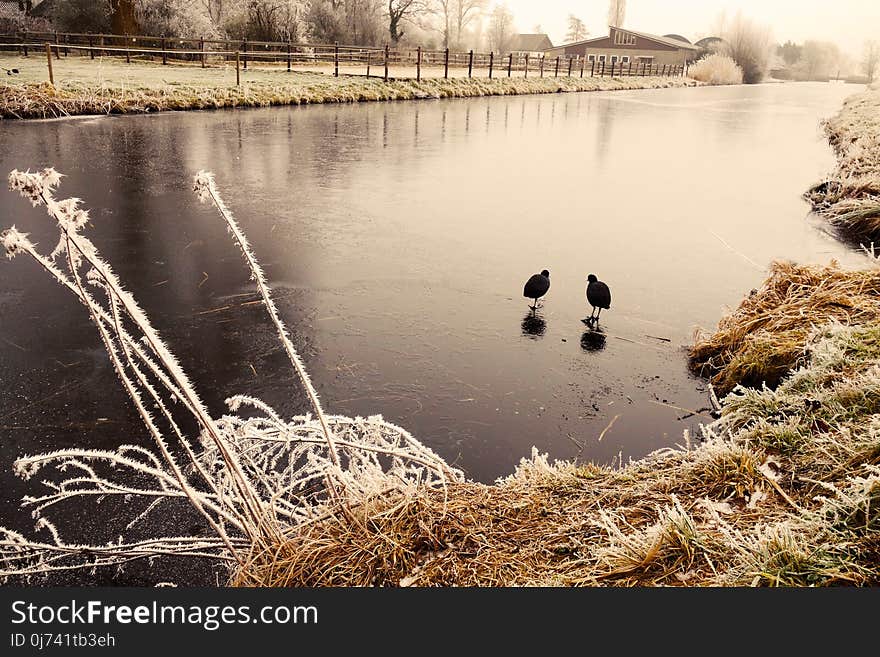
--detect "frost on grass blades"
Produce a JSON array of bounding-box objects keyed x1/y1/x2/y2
[{"x1": 0, "y1": 168, "x2": 462, "y2": 583}]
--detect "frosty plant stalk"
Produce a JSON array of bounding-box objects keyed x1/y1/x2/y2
[{"x1": 0, "y1": 168, "x2": 460, "y2": 581}]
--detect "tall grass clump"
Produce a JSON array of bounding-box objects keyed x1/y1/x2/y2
[
  {"x1": 806, "y1": 84, "x2": 880, "y2": 245},
  {"x1": 689, "y1": 261, "x2": 880, "y2": 395},
  {"x1": 0, "y1": 167, "x2": 460, "y2": 581},
  {"x1": 688, "y1": 54, "x2": 743, "y2": 85}
]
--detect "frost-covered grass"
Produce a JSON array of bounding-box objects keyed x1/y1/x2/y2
[
  {"x1": 0, "y1": 54, "x2": 699, "y2": 119},
  {"x1": 689, "y1": 261, "x2": 880, "y2": 396},
  {"x1": 242, "y1": 315, "x2": 880, "y2": 587},
  {"x1": 688, "y1": 53, "x2": 743, "y2": 86},
  {"x1": 806, "y1": 84, "x2": 880, "y2": 244}
]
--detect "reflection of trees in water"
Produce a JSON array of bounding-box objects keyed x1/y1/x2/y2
[
  {"x1": 593, "y1": 99, "x2": 614, "y2": 164},
  {"x1": 521, "y1": 311, "x2": 547, "y2": 338}
]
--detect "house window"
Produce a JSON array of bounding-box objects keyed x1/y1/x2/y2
[
  {"x1": 587, "y1": 54, "x2": 596, "y2": 62},
  {"x1": 611, "y1": 56, "x2": 619, "y2": 64},
  {"x1": 613, "y1": 32, "x2": 637, "y2": 46},
  {"x1": 598, "y1": 55, "x2": 606, "y2": 63},
  {"x1": 622, "y1": 56, "x2": 630, "y2": 64}
]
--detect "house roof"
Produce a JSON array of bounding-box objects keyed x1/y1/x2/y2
[
  {"x1": 556, "y1": 27, "x2": 699, "y2": 51},
  {"x1": 508, "y1": 34, "x2": 554, "y2": 52},
  {"x1": 619, "y1": 28, "x2": 699, "y2": 50},
  {"x1": 663, "y1": 34, "x2": 691, "y2": 44}
]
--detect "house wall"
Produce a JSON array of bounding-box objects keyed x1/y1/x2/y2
[{"x1": 545, "y1": 30, "x2": 698, "y2": 67}]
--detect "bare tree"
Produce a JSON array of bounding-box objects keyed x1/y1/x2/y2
[
  {"x1": 801, "y1": 40, "x2": 841, "y2": 79},
  {"x1": 486, "y1": 2, "x2": 513, "y2": 53},
  {"x1": 453, "y1": 0, "x2": 484, "y2": 48},
  {"x1": 778, "y1": 40, "x2": 802, "y2": 67},
  {"x1": 721, "y1": 12, "x2": 771, "y2": 84},
  {"x1": 387, "y1": 0, "x2": 429, "y2": 44},
  {"x1": 432, "y1": 0, "x2": 453, "y2": 48},
  {"x1": 307, "y1": 0, "x2": 384, "y2": 45},
  {"x1": 565, "y1": 14, "x2": 587, "y2": 43},
  {"x1": 607, "y1": 0, "x2": 625, "y2": 28},
  {"x1": 863, "y1": 40, "x2": 879, "y2": 82}
]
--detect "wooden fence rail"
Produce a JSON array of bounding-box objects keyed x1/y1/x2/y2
[{"x1": 0, "y1": 31, "x2": 691, "y2": 83}]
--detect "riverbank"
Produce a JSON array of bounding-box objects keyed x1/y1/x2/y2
[
  {"x1": 235, "y1": 267, "x2": 880, "y2": 586},
  {"x1": 235, "y1": 87, "x2": 880, "y2": 587},
  {"x1": 0, "y1": 54, "x2": 698, "y2": 119},
  {"x1": 806, "y1": 84, "x2": 880, "y2": 244}
]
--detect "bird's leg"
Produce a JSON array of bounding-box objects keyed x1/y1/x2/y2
[{"x1": 596, "y1": 308, "x2": 602, "y2": 322}]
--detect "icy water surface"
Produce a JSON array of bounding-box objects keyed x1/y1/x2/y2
[{"x1": 0, "y1": 83, "x2": 870, "y2": 580}]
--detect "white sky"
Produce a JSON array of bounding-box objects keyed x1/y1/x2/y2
[{"x1": 501, "y1": 0, "x2": 880, "y2": 59}]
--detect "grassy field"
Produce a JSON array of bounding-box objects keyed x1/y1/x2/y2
[{"x1": 0, "y1": 53, "x2": 699, "y2": 119}]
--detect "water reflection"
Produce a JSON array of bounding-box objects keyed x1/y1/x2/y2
[
  {"x1": 580, "y1": 327, "x2": 607, "y2": 352},
  {"x1": 521, "y1": 311, "x2": 547, "y2": 338}
]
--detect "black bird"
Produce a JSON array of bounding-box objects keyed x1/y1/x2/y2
[
  {"x1": 586, "y1": 274, "x2": 611, "y2": 325},
  {"x1": 523, "y1": 269, "x2": 550, "y2": 309}
]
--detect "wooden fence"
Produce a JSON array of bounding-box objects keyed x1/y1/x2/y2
[{"x1": 0, "y1": 30, "x2": 690, "y2": 83}]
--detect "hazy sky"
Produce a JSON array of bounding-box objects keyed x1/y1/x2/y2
[{"x1": 503, "y1": 0, "x2": 880, "y2": 58}]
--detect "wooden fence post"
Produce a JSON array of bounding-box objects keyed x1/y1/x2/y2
[
  {"x1": 610, "y1": 61, "x2": 614, "y2": 76},
  {"x1": 540, "y1": 56, "x2": 544, "y2": 77},
  {"x1": 488, "y1": 51, "x2": 493, "y2": 78},
  {"x1": 161, "y1": 36, "x2": 167, "y2": 65},
  {"x1": 53, "y1": 30, "x2": 59, "y2": 59},
  {"x1": 45, "y1": 43, "x2": 54, "y2": 85},
  {"x1": 524, "y1": 53, "x2": 529, "y2": 78},
  {"x1": 468, "y1": 49, "x2": 473, "y2": 78},
  {"x1": 554, "y1": 56, "x2": 559, "y2": 77},
  {"x1": 334, "y1": 41, "x2": 339, "y2": 77},
  {"x1": 444, "y1": 47, "x2": 449, "y2": 79},
  {"x1": 200, "y1": 37, "x2": 205, "y2": 67},
  {"x1": 235, "y1": 51, "x2": 240, "y2": 85},
  {"x1": 384, "y1": 44, "x2": 389, "y2": 80},
  {"x1": 507, "y1": 52, "x2": 513, "y2": 77},
  {"x1": 243, "y1": 39, "x2": 248, "y2": 69},
  {"x1": 366, "y1": 49, "x2": 371, "y2": 77},
  {"x1": 416, "y1": 46, "x2": 421, "y2": 81},
  {"x1": 88, "y1": 34, "x2": 94, "y2": 59},
  {"x1": 601, "y1": 60, "x2": 605, "y2": 77},
  {"x1": 567, "y1": 57, "x2": 573, "y2": 77},
  {"x1": 590, "y1": 60, "x2": 595, "y2": 77},
  {"x1": 580, "y1": 56, "x2": 585, "y2": 77}
]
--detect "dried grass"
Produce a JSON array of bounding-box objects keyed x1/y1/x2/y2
[
  {"x1": 232, "y1": 318, "x2": 880, "y2": 587},
  {"x1": 806, "y1": 84, "x2": 880, "y2": 243},
  {"x1": 689, "y1": 261, "x2": 880, "y2": 395}
]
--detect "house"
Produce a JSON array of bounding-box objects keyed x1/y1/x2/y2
[
  {"x1": 545, "y1": 26, "x2": 699, "y2": 69},
  {"x1": 507, "y1": 33, "x2": 553, "y2": 57}
]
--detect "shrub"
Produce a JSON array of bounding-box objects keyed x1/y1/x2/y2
[
  {"x1": 0, "y1": 6, "x2": 53, "y2": 33},
  {"x1": 689, "y1": 53, "x2": 743, "y2": 85}
]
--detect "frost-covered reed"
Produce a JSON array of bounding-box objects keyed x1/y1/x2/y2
[{"x1": 0, "y1": 167, "x2": 460, "y2": 581}]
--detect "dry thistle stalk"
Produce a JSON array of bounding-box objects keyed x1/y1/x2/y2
[{"x1": 0, "y1": 167, "x2": 461, "y2": 583}]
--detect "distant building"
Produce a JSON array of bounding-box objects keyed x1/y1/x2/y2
[
  {"x1": 694, "y1": 37, "x2": 725, "y2": 54},
  {"x1": 507, "y1": 33, "x2": 553, "y2": 57},
  {"x1": 545, "y1": 26, "x2": 699, "y2": 69}
]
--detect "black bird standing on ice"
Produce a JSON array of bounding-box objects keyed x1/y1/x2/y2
[
  {"x1": 523, "y1": 269, "x2": 551, "y2": 310},
  {"x1": 586, "y1": 274, "x2": 611, "y2": 325}
]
